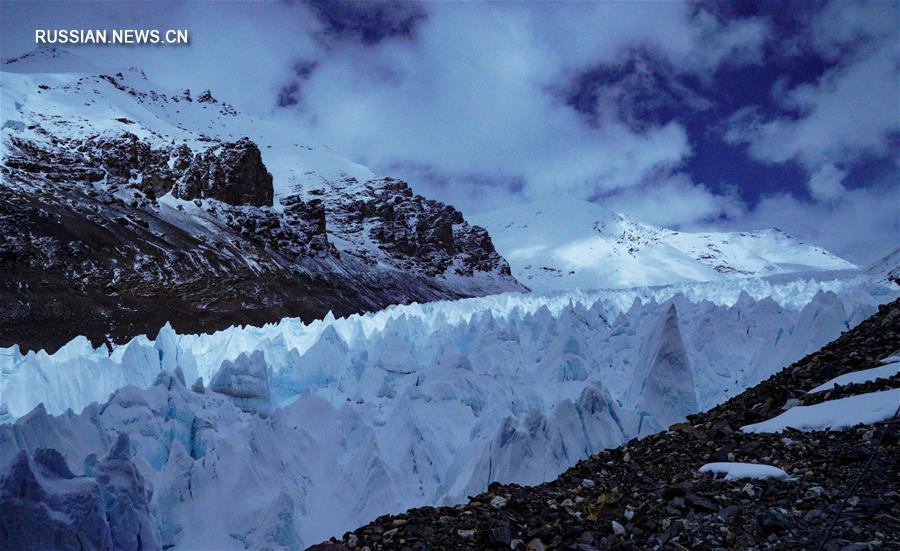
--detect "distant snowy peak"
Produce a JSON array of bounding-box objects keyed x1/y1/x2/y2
[
  {"x1": 2, "y1": 46, "x2": 103, "y2": 74},
  {"x1": 471, "y1": 198, "x2": 857, "y2": 291}
]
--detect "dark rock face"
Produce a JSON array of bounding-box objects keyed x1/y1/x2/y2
[
  {"x1": 0, "y1": 436, "x2": 157, "y2": 551},
  {"x1": 322, "y1": 300, "x2": 900, "y2": 550},
  {"x1": 173, "y1": 138, "x2": 274, "y2": 207},
  {"x1": 1, "y1": 128, "x2": 521, "y2": 352},
  {"x1": 322, "y1": 176, "x2": 512, "y2": 279}
]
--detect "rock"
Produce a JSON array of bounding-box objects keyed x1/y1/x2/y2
[
  {"x1": 741, "y1": 483, "x2": 756, "y2": 497},
  {"x1": 3, "y1": 129, "x2": 521, "y2": 353},
  {"x1": 491, "y1": 495, "x2": 508, "y2": 508},
  {"x1": 526, "y1": 538, "x2": 546, "y2": 551},
  {"x1": 804, "y1": 508, "x2": 827, "y2": 524},
  {"x1": 173, "y1": 138, "x2": 273, "y2": 207},
  {"x1": 756, "y1": 510, "x2": 789, "y2": 535},
  {"x1": 581, "y1": 478, "x2": 595, "y2": 488},
  {"x1": 611, "y1": 520, "x2": 626, "y2": 536},
  {"x1": 457, "y1": 528, "x2": 475, "y2": 539},
  {"x1": 489, "y1": 525, "x2": 512, "y2": 546}
]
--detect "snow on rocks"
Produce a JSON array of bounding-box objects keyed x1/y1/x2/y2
[
  {"x1": 699, "y1": 462, "x2": 791, "y2": 480},
  {"x1": 0, "y1": 58, "x2": 523, "y2": 352},
  {"x1": 741, "y1": 389, "x2": 900, "y2": 434},
  {"x1": 806, "y1": 360, "x2": 900, "y2": 394}
]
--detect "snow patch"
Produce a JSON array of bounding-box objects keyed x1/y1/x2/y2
[
  {"x1": 741, "y1": 389, "x2": 900, "y2": 433},
  {"x1": 699, "y1": 462, "x2": 791, "y2": 480},
  {"x1": 807, "y1": 361, "x2": 900, "y2": 394}
]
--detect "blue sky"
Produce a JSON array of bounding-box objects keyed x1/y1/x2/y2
[{"x1": 1, "y1": 0, "x2": 898, "y2": 264}]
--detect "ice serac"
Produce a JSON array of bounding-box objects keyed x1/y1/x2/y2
[
  {"x1": 626, "y1": 303, "x2": 697, "y2": 433},
  {"x1": 0, "y1": 438, "x2": 156, "y2": 551},
  {"x1": 88, "y1": 433, "x2": 160, "y2": 551},
  {"x1": 209, "y1": 350, "x2": 273, "y2": 416},
  {"x1": 0, "y1": 275, "x2": 896, "y2": 547},
  {"x1": 464, "y1": 382, "x2": 633, "y2": 495}
]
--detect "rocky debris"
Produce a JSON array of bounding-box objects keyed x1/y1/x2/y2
[
  {"x1": 0, "y1": 435, "x2": 157, "y2": 551},
  {"x1": 321, "y1": 300, "x2": 900, "y2": 550}
]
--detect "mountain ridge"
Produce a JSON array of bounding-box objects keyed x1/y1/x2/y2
[
  {"x1": 471, "y1": 197, "x2": 857, "y2": 291},
  {"x1": 0, "y1": 48, "x2": 524, "y2": 352}
]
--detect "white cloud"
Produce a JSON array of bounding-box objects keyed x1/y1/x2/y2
[
  {"x1": 600, "y1": 173, "x2": 744, "y2": 227},
  {"x1": 703, "y1": 183, "x2": 899, "y2": 265},
  {"x1": 725, "y1": 1, "x2": 899, "y2": 201},
  {"x1": 807, "y1": 163, "x2": 846, "y2": 201},
  {"x1": 286, "y1": 2, "x2": 773, "y2": 207},
  {"x1": 728, "y1": 42, "x2": 898, "y2": 168},
  {"x1": 809, "y1": 0, "x2": 899, "y2": 59}
]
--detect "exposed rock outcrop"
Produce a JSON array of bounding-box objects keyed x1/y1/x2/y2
[{"x1": 173, "y1": 137, "x2": 274, "y2": 207}]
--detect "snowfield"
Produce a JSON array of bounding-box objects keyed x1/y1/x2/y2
[
  {"x1": 1, "y1": 274, "x2": 896, "y2": 548},
  {"x1": 471, "y1": 198, "x2": 857, "y2": 291}
]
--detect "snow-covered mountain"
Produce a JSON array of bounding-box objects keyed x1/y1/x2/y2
[
  {"x1": 865, "y1": 247, "x2": 900, "y2": 286},
  {"x1": 1, "y1": 274, "x2": 895, "y2": 548},
  {"x1": 471, "y1": 198, "x2": 857, "y2": 291},
  {"x1": 0, "y1": 48, "x2": 523, "y2": 351}
]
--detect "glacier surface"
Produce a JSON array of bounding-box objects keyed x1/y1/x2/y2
[{"x1": 0, "y1": 274, "x2": 897, "y2": 548}]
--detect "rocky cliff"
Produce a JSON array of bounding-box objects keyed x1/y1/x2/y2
[{"x1": 0, "y1": 58, "x2": 524, "y2": 351}]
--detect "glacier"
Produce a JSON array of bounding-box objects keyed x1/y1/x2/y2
[{"x1": 1, "y1": 274, "x2": 896, "y2": 548}]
